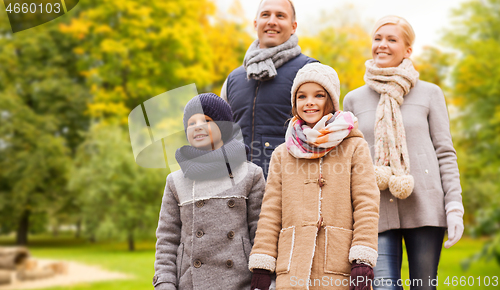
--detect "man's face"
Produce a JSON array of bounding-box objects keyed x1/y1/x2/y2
[{"x1": 254, "y1": 0, "x2": 297, "y2": 49}]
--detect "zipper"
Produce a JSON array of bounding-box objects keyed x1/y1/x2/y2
[{"x1": 250, "y1": 81, "x2": 260, "y2": 162}]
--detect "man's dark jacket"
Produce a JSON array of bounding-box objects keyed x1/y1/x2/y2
[{"x1": 226, "y1": 53, "x2": 318, "y2": 178}]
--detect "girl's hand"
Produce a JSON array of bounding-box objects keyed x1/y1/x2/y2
[
  {"x1": 349, "y1": 262, "x2": 373, "y2": 290},
  {"x1": 250, "y1": 269, "x2": 272, "y2": 290}
]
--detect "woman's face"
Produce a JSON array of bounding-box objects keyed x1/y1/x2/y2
[
  {"x1": 186, "y1": 114, "x2": 223, "y2": 151},
  {"x1": 296, "y1": 82, "x2": 329, "y2": 128},
  {"x1": 372, "y1": 24, "x2": 412, "y2": 68}
]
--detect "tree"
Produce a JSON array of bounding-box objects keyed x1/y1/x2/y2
[
  {"x1": 413, "y1": 46, "x2": 455, "y2": 91},
  {"x1": 59, "y1": 0, "x2": 252, "y2": 121},
  {"x1": 0, "y1": 17, "x2": 90, "y2": 244},
  {"x1": 68, "y1": 123, "x2": 167, "y2": 251},
  {"x1": 300, "y1": 24, "x2": 372, "y2": 106},
  {"x1": 444, "y1": 0, "x2": 500, "y2": 265},
  {"x1": 59, "y1": 0, "x2": 252, "y2": 246}
]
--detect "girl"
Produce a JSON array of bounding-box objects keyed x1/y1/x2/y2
[
  {"x1": 249, "y1": 63, "x2": 380, "y2": 290},
  {"x1": 343, "y1": 16, "x2": 464, "y2": 290},
  {"x1": 153, "y1": 93, "x2": 265, "y2": 290}
]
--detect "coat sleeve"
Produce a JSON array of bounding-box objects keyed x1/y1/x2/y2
[
  {"x1": 247, "y1": 165, "x2": 266, "y2": 244},
  {"x1": 343, "y1": 91, "x2": 353, "y2": 112},
  {"x1": 154, "y1": 175, "x2": 182, "y2": 289},
  {"x1": 428, "y1": 85, "x2": 464, "y2": 214},
  {"x1": 220, "y1": 78, "x2": 228, "y2": 102},
  {"x1": 248, "y1": 149, "x2": 283, "y2": 273},
  {"x1": 348, "y1": 139, "x2": 380, "y2": 267}
]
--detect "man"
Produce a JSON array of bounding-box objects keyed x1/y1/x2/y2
[{"x1": 221, "y1": 0, "x2": 318, "y2": 178}]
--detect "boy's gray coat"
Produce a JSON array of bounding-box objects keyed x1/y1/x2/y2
[
  {"x1": 343, "y1": 80, "x2": 463, "y2": 233},
  {"x1": 153, "y1": 161, "x2": 265, "y2": 290}
]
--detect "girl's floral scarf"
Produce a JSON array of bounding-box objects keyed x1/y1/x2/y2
[{"x1": 285, "y1": 111, "x2": 356, "y2": 159}]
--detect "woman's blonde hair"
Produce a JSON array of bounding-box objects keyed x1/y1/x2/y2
[{"x1": 371, "y1": 15, "x2": 415, "y2": 47}]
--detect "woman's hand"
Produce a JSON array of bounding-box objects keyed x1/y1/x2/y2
[
  {"x1": 350, "y1": 262, "x2": 373, "y2": 290},
  {"x1": 444, "y1": 210, "x2": 464, "y2": 248},
  {"x1": 250, "y1": 269, "x2": 272, "y2": 290}
]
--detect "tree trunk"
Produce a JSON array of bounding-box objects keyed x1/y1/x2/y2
[
  {"x1": 75, "y1": 220, "x2": 81, "y2": 239},
  {"x1": 127, "y1": 231, "x2": 135, "y2": 252},
  {"x1": 16, "y1": 209, "x2": 30, "y2": 245},
  {"x1": 52, "y1": 224, "x2": 59, "y2": 237}
]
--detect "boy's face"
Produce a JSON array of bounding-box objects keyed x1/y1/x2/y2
[{"x1": 186, "y1": 114, "x2": 223, "y2": 151}]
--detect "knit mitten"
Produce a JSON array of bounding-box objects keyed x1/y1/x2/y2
[
  {"x1": 251, "y1": 269, "x2": 272, "y2": 290},
  {"x1": 349, "y1": 263, "x2": 373, "y2": 290},
  {"x1": 444, "y1": 210, "x2": 464, "y2": 248}
]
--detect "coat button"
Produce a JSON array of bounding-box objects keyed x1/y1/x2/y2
[
  {"x1": 265, "y1": 142, "x2": 270, "y2": 147},
  {"x1": 425, "y1": 169, "x2": 429, "y2": 174},
  {"x1": 389, "y1": 198, "x2": 394, "y2": 203},
  {"x1": 194, "y1": 259, "x2": 202, "y2": 268},
  {"x1": 227, "y1": 199, "x2": 235, "y2": 208},
  {"x1": 196, "y1": 230, "x2": 204, "y2": 238},
  {"x1": 227, "y1": 231, "x2": 235, "y2": 239},
  {"x1": 225, "y1": 260, "x2": 233, "y2": 268},
  {"x1": 196, "y1": 200, "x2": 205, "y2": 208},
  {"x1": 153, "y1": 275, "x2": 158, "y2": 284}
]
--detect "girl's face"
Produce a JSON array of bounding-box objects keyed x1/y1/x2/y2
[
  {"x1": 186, "y1": 114, "x2": 223, "y2": 151},
  {"x1": 372, "y1": 24, "x2": 412, "y2": 68},
  {"x1": 296, "y1": 82, "x2": 329, "y2": 128}
]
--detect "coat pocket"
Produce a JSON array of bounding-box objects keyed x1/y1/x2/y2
[
  {"x1": 324, "y1": 227, "x2": 353, "y2": 275},
  {"x1": 242, "y1": 237, "x2": 252, "y2": 264},
  {"x1": 176, "y1": 243, "x2": 184, "y2": 281},
  {"x1": 276, "y1": 226, "x2": 295, "y2": 274}
]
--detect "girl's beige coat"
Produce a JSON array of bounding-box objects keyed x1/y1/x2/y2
[{"x1": 249, "y1": 127, "x2": 380, "y2": 289}]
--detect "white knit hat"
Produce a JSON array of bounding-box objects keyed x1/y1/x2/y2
[{"x1": 291, "y1": 63, "x2": 341, "y2": 112}]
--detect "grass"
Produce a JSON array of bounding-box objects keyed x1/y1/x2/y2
[
  {"x1": 399, "y1": 237, "x2": 499, "y2": 289},
  {"x1": 0, "y1": 235, "x2": 499, "y2": 289}
]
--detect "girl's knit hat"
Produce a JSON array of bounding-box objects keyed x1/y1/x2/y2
[
  {"x1": 290, "y1": 63, "x2": 341, "y2": 112},
  {"x1": 183, "y1": 93, "x2": 234, "y2": 142}
]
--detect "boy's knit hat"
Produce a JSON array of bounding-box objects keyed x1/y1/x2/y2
[
  {"x1": 183, "y1": 93, "x2": 234, "y2": 142},
  {"x1": 290, "y1": 63, "x2": 341, "y2": 112}
]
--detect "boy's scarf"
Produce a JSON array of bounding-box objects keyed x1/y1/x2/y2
[
  {"x1": 175, "y1": 138, "x2": 247, "y2": 181},
  {"x1": 364, "y1": 58, "x2": 419, "y2": 198},
  {"x1": 285, "y1": 111, "x2": 356, "y2": 159},
  {"x1": 243, "y1": 34, "x2": 301, "y2": 81}
]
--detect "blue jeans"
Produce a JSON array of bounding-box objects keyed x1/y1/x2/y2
[{"x1": 373, "y1": 227, "x2": 446, "y2": 290}]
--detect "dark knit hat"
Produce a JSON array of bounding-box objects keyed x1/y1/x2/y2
[{"x1": 183, "y1": 93, "x2": 234, "y2": 142}]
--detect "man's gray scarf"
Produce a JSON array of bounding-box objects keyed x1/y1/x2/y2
[{"x1": 243, "y1": 34, "x2": 301, "y2": 81}]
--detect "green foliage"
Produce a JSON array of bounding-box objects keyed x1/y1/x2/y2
[
  {"x1": 444, "y1": 0, "x2": 500, "y2": 265},
  {"x1": 0, "y1": 16, "x2": 90, "y2": 242},
  {"x1": 68, "y1": 123, "x2": 168, "y2": 249},
  {"x1": 414, "y1": 46, "x2": 455, "y2": 91},
  {"x1": 0, "y1": 0, "x2": 251, "y2": 244}
]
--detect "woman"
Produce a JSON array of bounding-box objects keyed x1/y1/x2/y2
[
  {"x1": 249, "y1": 63, "x2": 380, "y2": 290},
  {"x1": 343, "y1": 16, "x2": 464, "y2": 290}
]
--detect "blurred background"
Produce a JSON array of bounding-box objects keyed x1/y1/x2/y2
[{"x1": 0, "y1": 0, "x2": 499, "y2": 289}]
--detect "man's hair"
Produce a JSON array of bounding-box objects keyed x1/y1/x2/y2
[{"x1": 256, "y1": 0, "x2": 296, "y2": 22}]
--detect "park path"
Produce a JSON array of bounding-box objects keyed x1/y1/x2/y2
[{"x1": 0, "y1": 259, "x2": 130, "y2": 290}]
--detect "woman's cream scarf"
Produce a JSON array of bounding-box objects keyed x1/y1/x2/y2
[{"x1": 364, "y1": 59, "x2": 419, "y2": 199}]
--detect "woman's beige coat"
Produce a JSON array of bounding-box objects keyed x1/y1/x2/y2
[{"x1": 249, "y1": 126, "x2": 380, "y2": 290}]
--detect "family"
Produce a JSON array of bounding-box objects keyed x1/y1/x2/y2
[{"x1": 153, "y1": 0, "x2": 464, "y2": 289}]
